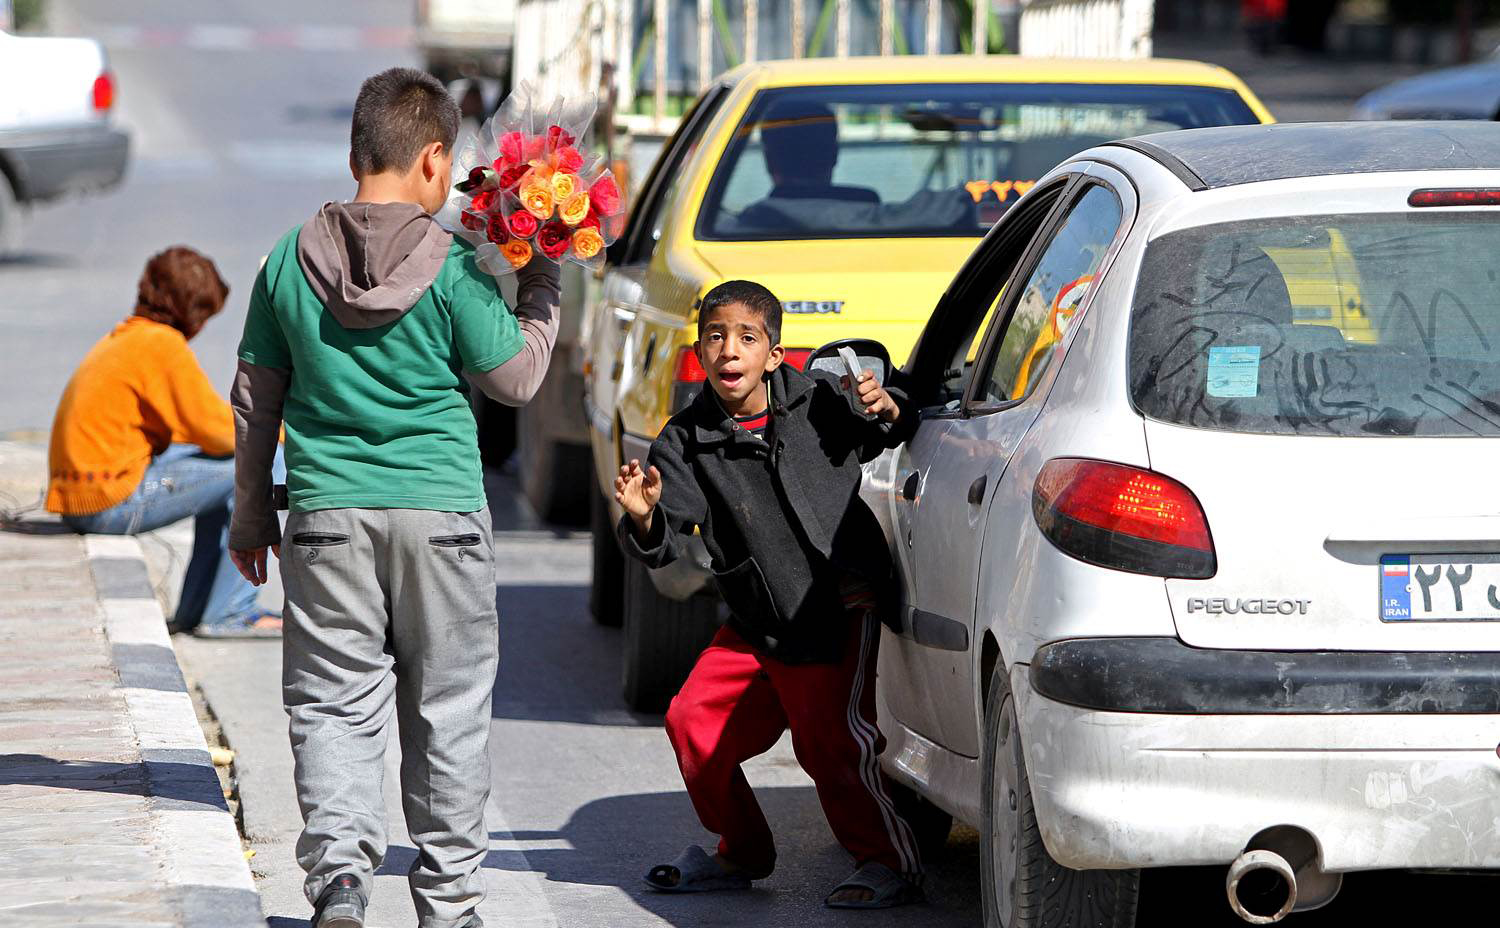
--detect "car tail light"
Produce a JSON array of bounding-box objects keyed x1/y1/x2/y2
[
  {"x1": 92, "y1": 72, "x2": 115, "y2": 112},
  {"x1": 782, "y1": 348, "x2": 811, "y2": 370},
  {"x1": 1408, "y1": 188, "x2": 1500, "y2": 207},
  {"x1": 1032, "y1": 458, "x2": 1216, "y2": 579},
  {"x1": 670, "y1": 346, "x2": 813, "y2": 411}
]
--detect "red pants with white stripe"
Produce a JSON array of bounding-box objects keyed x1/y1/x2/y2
[{"x1": 663, "y1": 611, "x2": 923, "y2": 878}]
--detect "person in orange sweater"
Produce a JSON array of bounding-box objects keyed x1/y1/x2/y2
[{"x1": 47, "y1": 246, "x2": 283, "y2": 637}]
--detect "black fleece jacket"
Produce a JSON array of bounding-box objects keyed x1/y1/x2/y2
[{"x1": 619, "y1": 365, "x2": 913, "y2": 663}]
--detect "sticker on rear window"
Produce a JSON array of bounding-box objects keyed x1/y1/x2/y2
[{"x1": 1207, "y1": 346, "x2": 1261, "y2": 398}]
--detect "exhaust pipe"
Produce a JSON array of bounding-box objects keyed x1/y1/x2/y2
[
  {"x1": 1225, "y1": 827, "x2": 1340, "y2": 925},
  {"x1": 1225, "y1": 848, "x2": 1299, "y2": 924}
]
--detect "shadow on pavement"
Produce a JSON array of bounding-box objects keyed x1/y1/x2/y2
[
  {"x1": 0, "y1": 753, "x2": 228, "y2": 812},
  {"x1": 380, "y1": 786, "x2": 981, "y2": 926},
  {"x1": 490, "y1": 582, "x2": 660, "y2": 728}
]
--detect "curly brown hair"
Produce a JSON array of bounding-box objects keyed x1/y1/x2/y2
[{"x1": 133, "y1": 246, "x2": 229, "y2": 339}]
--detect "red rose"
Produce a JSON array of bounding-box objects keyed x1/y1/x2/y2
[
  {"x1": 553, "y1": 146, "x2": 584, "y2": 173},
  {"x1": 460, "y1": 210, "x2": 485, "y2": 232},
  {"x1": 524, "y1": 135, "x2": 547, "y2": 162},
  {"x1": 507, "y1": 210, "x2": 539, "y2": 238},
  {"x1": 589, "y1": 176, "x2": 622, "y2": 216},
  {"x1": 499, "y1": 131, "x2": 525, "y2": 165},
  {"x1": 576, "y1": 214, "x2": 601, "y2": 232},
  {"x1": 547, "y1": 125, "x2": 576, "y2": 148},
  {"x1": 469, "y1": 190, "x2": 496, "y2": 213},
  {"x1": 486, "y1": 214, "x2": 510, "y2": 245},
  {"x1": 537, "y1": 220, "x2": 571, "y2": 260},
  {"x1": 498, "y1": 165, "x2": 530, "y2": 191}
]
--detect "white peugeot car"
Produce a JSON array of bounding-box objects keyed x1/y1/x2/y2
[{"x1": 828, "y1": 121, "x2": 1500, "y2": 926}]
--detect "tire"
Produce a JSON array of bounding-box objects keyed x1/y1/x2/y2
[
  {"x1": 620, "y1": 556, "x2": 719, "y2": 713},
  {"x1": 477, "y1": 398, "x2": 517, "y2": 469},
  {"x1": 518, "y1": 404, "x2": 590, "y2": 526},
  {"x1": 0, "y1": 169, "x2": 20, "y2": 257},
  {"x1": 890, "y1": 780, "x2": 954, "y2": 863},
  {"x1": 589, "y1": 487, "x2": 624, "y2": 627},
  {"x1": 981, "y1": 663, "x2": 1139, "y2": 928}
]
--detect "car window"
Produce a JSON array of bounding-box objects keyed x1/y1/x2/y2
[
  {"x1": 619, "y1": 85, "x2": 730, "y2": 264},
  {"x1": 1129, "y1": 212, "x2": 1500, "y2": 436},
  {"x1": 973, "y1": 184, "x2": 1123, "y2": 407},
  {"x1": 913, "y1": 182, "x2": 1070, "y2": 412},
  {"x1": 697, "y1": 82, "x2": 1254, "y2": 242}
]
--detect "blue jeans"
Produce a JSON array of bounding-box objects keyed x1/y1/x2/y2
[{"x1": 65, "y1": 444, "x2": 285, "y2": 630}]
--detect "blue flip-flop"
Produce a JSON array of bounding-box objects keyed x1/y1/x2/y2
[
  {"x1": 824, "y1": 861, "x2": 925, "y2": 909},
  {"x1": 644, "y1": 846, "x2": 753, "y2": 893}
]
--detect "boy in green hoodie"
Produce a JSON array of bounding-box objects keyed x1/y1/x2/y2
[{"x1": 228, "y1": 67, "x2": 560, "y2": 928}]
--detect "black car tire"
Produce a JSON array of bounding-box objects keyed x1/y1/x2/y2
[
  {"x1": 889, "y1": 780, "x2": 954, "y2": 863},
  {"x1": 589, "y1": 487, "x2": 624, "y2": 627},
  {"x1": 517, "y1": 402, "x2": 589, "y2": 526},
  {"x1": 981, "y1": 663, "x2": 1139, "y2": 928},
  {"x1": 0, "y1": 169, "x2": 19, "y2": 256},
  {"x1": 477, "y1": 397, "x2": 517, "y2": 469},
  {"x1": 620, "y1": 556, "x2": 719, "y2": 714}
]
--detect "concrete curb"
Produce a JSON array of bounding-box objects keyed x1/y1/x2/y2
[{"x1": 84, "y1": 535, "x2": 266, "y2": 928}]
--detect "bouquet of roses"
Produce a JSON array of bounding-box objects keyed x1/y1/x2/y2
[{"x1": 441, "y1": 81, "x2": 624, "y2": 277}]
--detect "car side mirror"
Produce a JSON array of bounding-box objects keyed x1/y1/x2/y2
[{"x1": 806, "y1": 338, "x2": 893, "y2": 387}]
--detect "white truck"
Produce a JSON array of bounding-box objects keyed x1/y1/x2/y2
[{"x1": 0, "y1": 27, "x2": 130, "y2": 251}]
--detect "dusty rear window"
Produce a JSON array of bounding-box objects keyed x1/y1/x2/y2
[{"x1": 1128, "y1": 213, "x2": 1500, "y2": 436}]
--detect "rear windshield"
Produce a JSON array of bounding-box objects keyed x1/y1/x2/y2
[
  {"x1": 696, "y1": 83, "x2": 1258, "y2": 241},
  {"x1": 1129, "y1": 213, "x2": 1500, "y2": 437}
]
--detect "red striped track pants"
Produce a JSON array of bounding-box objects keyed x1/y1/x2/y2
[{"x1": 663, "y1": 610, "x2": 923, "y2": 878}]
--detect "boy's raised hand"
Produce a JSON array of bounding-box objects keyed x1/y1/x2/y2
[
  {"x1": 851, "y1": 370, "x2": 901, "y2": 423},
  {"x1": 614, "y1": 459, "x2": 662, "y2": 536}
]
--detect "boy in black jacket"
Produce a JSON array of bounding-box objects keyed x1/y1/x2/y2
[{"x1": 615, "y1": 280, "x2": 923, "y2": 908}]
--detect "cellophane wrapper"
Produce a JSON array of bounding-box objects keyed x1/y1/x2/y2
[{"x1": 437, "y1": 81, "x2": 625, "y2": 278}]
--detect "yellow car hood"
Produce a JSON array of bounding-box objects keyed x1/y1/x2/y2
[{"x1": 695, "y1": 237, "x2": 983, "y2": 365}]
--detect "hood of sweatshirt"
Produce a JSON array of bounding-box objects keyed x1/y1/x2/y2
[{"x1": 295, "y1": 201, "x2": 454, "y2": 330}]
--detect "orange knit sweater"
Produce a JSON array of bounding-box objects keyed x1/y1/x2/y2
[{"x1": 46, "y1": 316, "x2": 236, "y2": 516}]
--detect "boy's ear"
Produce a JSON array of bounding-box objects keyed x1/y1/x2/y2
[
  {"x1": 420, "y1": 141, "x2": 446, "y2": 181},
  {"x1": 349, "y1": 152, "x2": 360, "y2": 183},
  {"x1": 764, "y1": 342, "x2": 786, "y2": 373}
]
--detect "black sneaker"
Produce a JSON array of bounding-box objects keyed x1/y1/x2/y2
[{"x1": 313, "y1": 874, "x2": 365, "y2": 928}]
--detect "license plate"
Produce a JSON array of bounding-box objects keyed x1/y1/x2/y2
[{"x1": 1381, "y1": 554, "x2": 1500, "y2": 621}]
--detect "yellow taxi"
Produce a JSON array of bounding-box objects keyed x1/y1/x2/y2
[{"x1": 581, "y1": 55, "x2": 1273, "y2": 711}]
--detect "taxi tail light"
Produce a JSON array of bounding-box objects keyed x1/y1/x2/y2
[
  {"x1": 92, "y1": 71, "x2": 115, "y2": 112},
  {"x1": 670, "y1": 346, "x2": 811, "y2": 411},
  {"x1": 1032, "y1": 458, "x2": 1216, "y2": 579},
  {"x1": 1408, "y1": 188, "x2": 1500, "y2": 207}
]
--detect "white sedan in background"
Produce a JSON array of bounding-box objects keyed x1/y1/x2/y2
[{"x1": 833, "y1": 120, "x2": 1500, "y2": 927}]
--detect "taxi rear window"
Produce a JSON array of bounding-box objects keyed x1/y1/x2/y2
[
  {"x1": 696, "y1": 82, "x2": 1257, "y2": 241},
  {"x1": 1128, "y1": 213, "x2": 1500, "y2": 436}
]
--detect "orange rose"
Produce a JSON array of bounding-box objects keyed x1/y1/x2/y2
[
  {"x1": 501, "y1": 239, "x2": 533, "y2": 268},
  {"x1": 519, "y1": 179, "x2": 554, "y2": 220},
  {"x1": 551, "y1": 172, "x2": 576, "y2": 201},
  {"x1": 571, "y1": 226, "x2": 605, "y2": 259},
  {"x1": 559, "y1": 192, "x2": 591, "y2": 227}
]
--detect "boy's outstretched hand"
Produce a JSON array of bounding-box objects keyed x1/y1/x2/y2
[
  {"x1": 848, "y1": 370, "x2": 901, "y2": 423},
  {"x1": 230, "y1": 544, "x2": 279, "y2": 587},
  {"x1": 615, "y1": 459, "x2": 662, "y2": 537}
]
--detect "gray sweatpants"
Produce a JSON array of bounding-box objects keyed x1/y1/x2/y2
[{"x1": 280, "y1": 507, "x2": 497, "y2": 928}]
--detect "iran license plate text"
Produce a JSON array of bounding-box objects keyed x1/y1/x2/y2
[{"x1": 1381, "y1": 554, "x2": 1500, "y2": 622}]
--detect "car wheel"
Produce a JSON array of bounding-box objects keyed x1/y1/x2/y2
[
  {"x1": 477, "y1": 397, "x2": 517, "y2": 469},
  {"x1": 981, "y1": 664, "x2": 1139, "y2": 928},
  {"x1": 620, "y1": 556, "x2": 719, "y2": 713},
  {"x1": 890, "y1": 780, "x2": 954, "y2": 862},
  {"x1": 589, "y1": 487, "x2": 624, "y2": 627},
  {"x1": 518, "y1": 405, "x2": 590, "y2": 525},
  {"x1": 0, "y1": 169, "x2": 20, "y2": 257}
]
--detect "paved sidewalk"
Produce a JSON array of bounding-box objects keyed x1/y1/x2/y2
[{"x1": 0, "y1": 524, "x2": 262, "y2": 926}]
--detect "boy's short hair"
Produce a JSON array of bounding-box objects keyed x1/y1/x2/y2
[
  {"x1": 698, "y1": 280, "x2": 783, "y2": 345},
  {"x1": 350, "y1": 67, "x2": 460, "y2": 175}
]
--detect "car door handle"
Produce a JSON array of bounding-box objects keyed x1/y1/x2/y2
[
  {"x1": 967, "y1": 474, "x2": 987, "y2": 506},
  {"x1": 901, "y1": 471, "x2": 920, "y2": 501}
]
